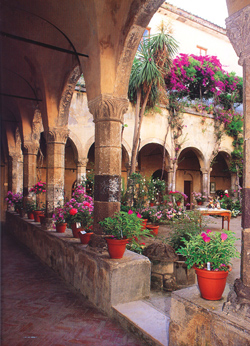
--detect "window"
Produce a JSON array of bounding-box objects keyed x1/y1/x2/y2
[{"x1": 197, "y1": 45, "x2": 207, "y2": 56}]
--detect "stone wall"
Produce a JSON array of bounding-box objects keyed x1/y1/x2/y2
[{"x1": 5, "y1": 212, "x2": 151, "y2": 316}]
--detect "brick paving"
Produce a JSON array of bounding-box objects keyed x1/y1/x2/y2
[{"x1": 1, "y1": 229, "x2": 146, "y2": 346}]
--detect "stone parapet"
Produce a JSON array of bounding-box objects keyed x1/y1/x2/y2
[{"x1": 5, "y1": 212, "x2": 151, "y2": 316}]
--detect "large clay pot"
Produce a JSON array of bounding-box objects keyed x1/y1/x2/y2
[
  {"x1": 79, "y1": 231, "x2": 93, "y2": 244},
  {"x1": 33, "y1": 210, "x2": 44, "y2": 222},
  {"x1": 176, "y1": 201, "x2": 181, "y2": 206},
  {"x1": 141, "y1": 219, "x2": 148, "y2": 230},
  {"x1": 197, "y1": 201, "x2": 203, "y2": 205},
  {"x1": 28, "y1": 212, "x2": 34, "y2": 220},
  {"x1": 146, "y1": 224, "x2": 159, "y2": 236},
  {"x1": 195, "y1": 266, "x2": 229, "y2": 300},
  {"x1": 106, "y1": 238, "x2": 128, "y2": 259},
  {"x1": 71, "y1": 223, "x2": 82, "y2": 238},
  {"x1": 56, "y1": 223, "x2": 67, "y2": 233}
]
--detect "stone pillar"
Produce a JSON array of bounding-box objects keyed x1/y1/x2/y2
[
  {"x1": 8, "y1": 153, "x2": 23, "y2": 193},
  {"x1": 45, "y1": 128, "x2": 69, "y2": 221},
  {"x1": 201, "y1": 167, "x2": 211, "y2": 198},
  {"x1": 23, "y1": 142, "x2": 39, "y2": 197},
  {"x1": 76, "y1": 158, "x2": 88, "y2": 183},
  {"x1": 230, "y1": 172, "x2": 237, "y2": 194},
  {"x1": 167, "y1": 169, "x2": 175, "y2": 192},
  {"x1": 223, "y1": 6, "x2": 250, "y2": 319},
  {"x1": 88, "y1": 94, "x2": 128, "y2": 234}
]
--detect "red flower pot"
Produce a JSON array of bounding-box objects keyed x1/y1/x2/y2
[
  {"x1": 146, "y1": 224, "x2": 159, "y2": 236},
  {"x1": 176, "y1": 201, "x2": 181, "y2": 206},
  {"x1": 28, "y1": 212, "x2": 34, "y2": 220},
  {"x1": 79, "y1": 232, "x2": 93, "y2": 244},
  {"x1": 197, "y1": 201, "x2": 203, "y2": 205},
  {"x1": 195, "y1": 266, "x2": 229, "y2": 300},
  {"x1": 33, "y1": 210, "x2": 44, "y2": 222},
  {"x1": 56, "y1": 223, "x2": 67, "y2": 233},
  {"x1": 106, "y1": 238, "x2": 128, "y2": 259},
  {"x1": 71, "y1": 223, "x2": 82, "y2": 238},
  {"x1": 141, "y1": 219, "x2": 148, "y2": 230}
]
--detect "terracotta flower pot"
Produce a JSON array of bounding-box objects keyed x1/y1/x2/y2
[
  {"x1": 195, "y1": 266, "x2": 229, "y2": 300},
  {"x1": 71, "y1": 223, "x2": 82, "y2": 238},
  {"x1": 197, "y1": 201, "x2": 203, "y2": 205},
  {"x1": 33, "y1": 210, "x2": 44, "y2": 222},
  {"x1": 146, "y1": 224, "x2": 159, "y2": 236},
  {"x1": 176, "y1": 201, "x2": 181, "y2": 206},
  {"x1": 79, "y1": 231, "x2": 93, "y2": 244},
  {"x1": 106, "y1": 238, "x2": 128, "y2": 259},
  {"x1": 141, "y1": 219, "x2": 148, "y2": 230},
  {"x1": 56, "y1": 223, "x2": 67, "y2": 233},
  {"x1": 28, "y1": 212, "x2": 34, "y2": 220}
]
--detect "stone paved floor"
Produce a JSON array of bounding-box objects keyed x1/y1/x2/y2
[{"x1": 1, "y1": 229, "x2": 146, "y2": 346}]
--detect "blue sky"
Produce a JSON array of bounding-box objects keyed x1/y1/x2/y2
[{"x1": 167, "y1": 0, "x2": 228, "y2": 28}]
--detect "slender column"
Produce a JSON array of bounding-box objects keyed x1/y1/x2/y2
[
  {"x1": 45, "y1": 127, "x2": 69, "y2": 219},
  {"x1": 8, "y1": 153, "x2": 22, "y2": 193},
  {"x1": 167, "y1": 167, "x2": 175, "y2": 192},
  {"x1": 76, "y1": 158, "x2": 88, "y2": 183},
  {"x1": 201, "y1": 167, "x2": 211, "y2": 198},
  {"x1": 88, "y1": 94, "x2": 128, "y2": 233},
  {"x1": 23, "y1": 142, "x2": 39, "y2": 197},
  {"x1": 223, "y1": 6, "x2": 250, "y2": 318},
  {"x1": 230, "y1": 173, "x2": 237, "y2": 194}
]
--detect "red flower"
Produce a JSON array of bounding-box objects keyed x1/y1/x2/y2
[{"x1": 69, "y1": 208, "x2": 78, "y2": 215}]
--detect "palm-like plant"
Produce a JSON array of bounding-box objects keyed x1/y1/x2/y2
[{"x1": 128, "y1": 21, "x2": 179, "y2": 175}]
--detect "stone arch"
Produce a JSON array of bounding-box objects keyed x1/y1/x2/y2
[
  {"x1": 68, "y1": 130, "x2": 86, "y2": 164},
  {"x1": 210, "y1": 150, "x2": 232, "y2": 194},
  {"x1": 83, "y1": 136, "x2": 95, "y2": 159},
  {"x1": 122, "y1": 138, "x2": 131, "y2": 163},
  {"x1": 58, "y1": 65, "x2": 81, "y2": 127}
]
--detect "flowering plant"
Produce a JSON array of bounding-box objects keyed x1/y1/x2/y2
[
  {"x1": 64, "y1": 196, "x2": 94, "y2": 229},
  {"x1": 169, "y1": 191, "x2": 187, "y2": 202},
  {"x1": 177, "y1": 229, "x2": 239, "y2": 271},
  {"x1": 5, "y1": 191, "x2": 23, "y2": 209},
  {"x1": 192, "y1": 192, "x2": 206, "y2": 203},
  {"x1": 99, "y1": 210, "x2": 151, "y2": 240},
  {"x1": 29, "y1": 181, "x2": 46, "y2": 195},
  {"x1": 148, "y1": 210, "x2": 163, "y2": 225},
  {"x1": 53, "y1": 206, "x2": 67, "y2": 225}
]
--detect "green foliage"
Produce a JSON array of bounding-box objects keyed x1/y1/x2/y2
[
  {"x1": 147, "y1": 177, "x2": 166, "y2": 204},
  {"x1": 127, "y1": 241, "x2": 146, "y2": 255},
  {"x1": 166, "y1": 211, "x2": 201, "y2": 251},
  {"x1": 178, "y1": 230, "x2": 240, "y2": 270},
  {"x1": 125, "y1": 173, "x2": 148, "y2": 209},
  {"x1": 99, "y1": 210, "x2": 151, "y2": 240}
]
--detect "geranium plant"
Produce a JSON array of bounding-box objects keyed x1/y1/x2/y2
[
  {"x1": 169, "y1": 191, "x2": 187, "y2": 202},
  {"x1": 148, "y1": 210, "x2": 163, "y2": 225},
  {"x1": 178, "y1": 229, "x2": 239, "y2": 271},
  {"x1": 99, "y1": 210, "x2": 151, "y2": 240},
  {"x1": 53, "y1": 206, "x2": 67, "y2": 225},
  {"x1": 192, "y1": 192, "x2": 206, "y2": 203},
  {"x1": 29, "y1": 181, "x2": 46, "y2": 194},
  {"x1": 5, "y1": 191, "x2": 23, "y2": 210}
]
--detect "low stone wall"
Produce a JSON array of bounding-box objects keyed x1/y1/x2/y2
[
  {"x1": 5, "y1": 212, "x2": 151, "y2": 316},
  {"x1": 169, "y1": 285, "x2": 250, "y2": 346}
]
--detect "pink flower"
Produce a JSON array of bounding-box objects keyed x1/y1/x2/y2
[
  {"x1": 221, "y1": 233, "x2": 228, "y2": 242},
  {"x1": 136, "y1": 213, "x2": 142, "y2": 218},
  {"x1": 203, "y1": 235, "x2": 211, "y2": 243},
  {"x1": 128, "y1": 210, "x2": 133, "y2": 215},
  {"x1": 206, "y1": 229, "x2": 212, "y2": 233},
  {"x1": 69, "y1": 208, "x2": 78, "y2": 215}
]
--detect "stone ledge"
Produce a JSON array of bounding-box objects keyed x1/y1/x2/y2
[
  {"x1": 169, "y1": 285, "x2": 250, "y2": 346},
  {"x1": 5, "y1": 212, "x2": 151, "y2": 316}
]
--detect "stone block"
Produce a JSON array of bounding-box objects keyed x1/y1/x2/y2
[
  {"x1": 151, "y1": 261, "x2": 174, "y2": 275},
  {"x1": 169, "y1": 285, "x2": 250, "y2": 346},
  {"x1": 151, "y1": 273, "x2": 164, "y2": 290},
  {"x1": 174, "y1": 260, "x2": 196, "y2": 286}
]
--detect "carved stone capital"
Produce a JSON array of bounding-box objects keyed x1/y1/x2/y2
[
  {"x1": 76, "y1": 158, "x2": 88, "y2": 167},
  {"x1": 88, "y1": 94, "x2": 129, "y2": 123},
  {"x1": 45, "y1": 128, "x2": 69, "y2": 144},
  {"x1": 23, "y1": 141, "x2": 39, "y2": 155},
  {"x1": 226, "y1": 6, "x2": 250, "y2": 65}
]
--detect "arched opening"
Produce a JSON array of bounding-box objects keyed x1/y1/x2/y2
[
  {"x1": 210, "y1": 152, "x2": 231, "y2": 196},
  {"x1": 65, "y1": 138, "x2": 77, "y2": 201}
]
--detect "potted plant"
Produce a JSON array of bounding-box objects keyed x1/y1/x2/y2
[
  {"x1": 139, "y1": 208, "x2": 151, "y2": 229},
  {"x1": 146, "y1": 210, "x2": 163, "y2": 236},
  {"x1": 29, "y1": 181, "x2": 46, "y2": 220},
  {"x1": 169, "y1": 191, "x2": 187, "y2": 206},
  {"x1": 79, "y1": 215, "x2": 94, "y2": 244},
  {"x1": 177, "y1": 229, "x2": 240, "y2": 300},
  {"x1": 192, "y1": 191, "x2": 207, "y2": 205},
  {"x1": 25, "y1": 200, "x2": 36, "y2": 220},
  {"x1": 52, "y1": 206, "x2": 68, "y2": 233},
  {"x1": 99, "y1": 210, "x2": 151, "y2": 259}
]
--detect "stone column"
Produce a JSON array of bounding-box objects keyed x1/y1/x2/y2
[
  {"x1": 201, "y1": 167, "x2": 211, "y2": 198},
  {"x1": 45, "y1": 128, "x2": 69, "y2": 222},
  {"x1": 8, "y1": 153, "x2": 23, "y2": 193},
  {"x1": 167, "y1": 168, "x2": 175, "y2": 192},
  {"x1": 23, "y1": 142, "x2": 39, "y2": 197},
  {"x1": 88, "y1": 94, "x2": 128, "y2": 234},
  {"x1": 230, "y1": 172, "x2": 238, "y2": 193},
  {"x1": 223, "y1": 7, "x2": 250, "y2": 318},
  {"x1": 76, "y1": 158, "x2": 88, "y2": 183}
]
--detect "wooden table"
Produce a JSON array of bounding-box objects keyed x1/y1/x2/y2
[{"x1": 198, "y1": 208, "x2": 232, "y2": 230}]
